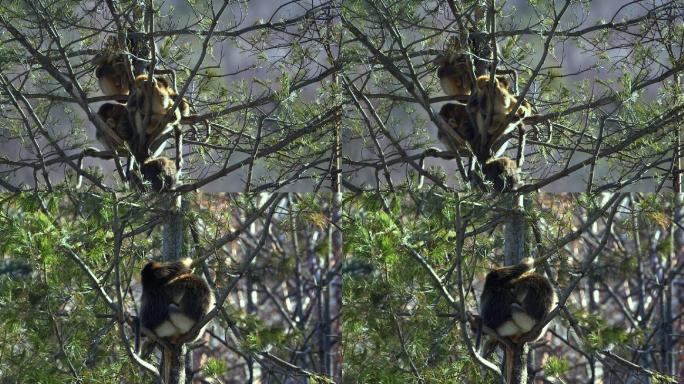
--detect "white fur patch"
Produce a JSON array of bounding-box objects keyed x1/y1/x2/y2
[
  {"x1": 169, "y1": 312, "x2": 196, "y2": 334},
  {"x1": 496, "y1": 320, "x2": 522, "y2": 337},
  {"x1": 154, "y1": 320, "x2": 180, "y2": 338},
  {"x1": 511, "y1": 310, "x2": 536, "y2": 333}
]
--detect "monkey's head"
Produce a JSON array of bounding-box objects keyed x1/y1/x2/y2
[
  {"x1": 436, "y1": 55, "x2": 471, "y2": 96},
  {"x1": 474, "y1": 75, "x2": 509, "y2": 92},
  {"x1": 96, "y1": 103, "x2": 133, "y2": 148},
  {"x1": 93, "y1": 54, "x2": 126, "y2": 75},
  {"x1": 439, "y1": 103, "x2": 462, "y2": 121},
  {"x1": 434, "y1": 53, "x2": 450, "y2": 68},
  {"x1": 520, "y1": 258, "x2": 535, "y2": 269},
  {"x1": 141, "y1": 258, "x2": 193, "y2": 287},
  {"x1": 154, "y1": 76, "x2": 172, "y2": 91},
  {"x1": 135, "y1": 74, "x2": 171, "y2": 90},
  {"x1": 97, "y1": 103, "x2": 128, "y2": 121},
  {"x1": 93, "y1": 54, "x2": 115, "y2": 75},
  {"x1": 134, "y1": 74, "x2": 155, "y2": 89},
  {"x1": 135, "y1": 75, "x2": 172, "y2": 91},
  {"x1": 97, "y1": 103, "x2": 117, "y2": 119}
]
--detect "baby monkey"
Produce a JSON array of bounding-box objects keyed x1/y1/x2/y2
[
  {"x1": 96, "y1": 103, "x2": 133, "y2": 152},
  {"x1": 437, "y1": 103, "x2": 477, "y2": 153},
  {"x1": 138, "y1": 258, "x2": 214, "y2": 348}
]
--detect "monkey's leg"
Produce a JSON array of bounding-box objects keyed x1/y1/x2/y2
[
  {"x1": 510, "y1": 303, "x2": 537, "y2": 334},
  {"x1": 152, "y1": 318, "x2": 182, "y2": 339},
  {"x1": 495, "y1": 319, "x2": 523, "y2": 338},
  {"x1": 168, "y1": 303, "x2": 197, "y2": 334}
]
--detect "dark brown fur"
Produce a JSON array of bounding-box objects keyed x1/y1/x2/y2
[
  {"x1": 477, "y1": 259, "x2": 555, "y2": 368},
  {"x1": 141, "y1": 157, "x2": 177, "y2": 192},
  {"x1": 479, "y1": 261, "x2": 531, "y2": 337},
  {"x1": 482, "y1": 157, "x2": 518, "y2": 192},
  {"x1": 96, "y1": 103, "x2": 133, "y2": 152},
  {"x1": 139, "y1": 259, "x2": 213, "y2": 338},
  {"x1": 509, "y1": 272, "x2": 555, "y2": 341},
  {"x1": 138, "y1": 258, "x2": 214, "y2": 382},
  {"x1": 437, "y1": 103, "x2": 477, "y2": 153}
]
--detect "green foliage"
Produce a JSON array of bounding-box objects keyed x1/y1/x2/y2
[
  {"x1": 543, "y1": 356, "x2": 570, "y2": 377},
  {"x1": 203, "y1": 357, "x2": 229, "y2": 377},
  {"x1": 343, "y1": 192, "x2": 519, "y2": 383},
  {"x1": 651, "y1": 373, "x2": 678, "y2": 384},
  {"x1": 0, "y1": 193, "x2": 152, "y2": 383},
  {"x1": 585, "y1": 326, "x2": 631, "y2": 353}
]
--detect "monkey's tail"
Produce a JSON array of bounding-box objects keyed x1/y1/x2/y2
[
  {"x1": 133, "y1": 316, "x2": 140, "y2": 354},
  {"x1": 162, "y1": 347, "x2": 172, "y2": 384},
  {"x1": 475, "y1": 316, "x2": 483, "y2": 353},
  {"x1": 504, "y1": 344, "x2": 513, "y2": 384}
]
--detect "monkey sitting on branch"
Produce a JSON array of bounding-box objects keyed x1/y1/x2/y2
[
  {"x1": 467, "y1": 75, "x2": 533, "y2": 159},
  {"x1": 137, "y1": 258, "x2": 215, "y2": 351},
  {"x1": 126, "y1": 74, "x2": 183, "y2": 157},
  {"x1": 137, "y1": 257, "x2": 214, "y2": 383},
  {"x1": 474, "y1": 258, "x2": 556, "y2": 381},
  {"x1": 477, "y1": 258, "x2": 555, "y2": 346}
]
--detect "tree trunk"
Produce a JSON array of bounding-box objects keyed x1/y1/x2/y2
[
  {"x1": 162, "y1": 196, "x2": 184, "y2": 262},
  {"x1": 328, "y1": 72, "x2": 343, "y2": 381},
  {"x1": 329, "y1": 193, "x2": 343, "y2": 381},
  {"x1": 504, "y1": 195, "x2": 527, "y2": 384},
  {"x1": 160, "y1": 195, "x2": 186, "y2": 384},
  {"x1": 161, "y1": 343, "x2": 187, "y2": 384},
  {"x1": 676, "y1": 193, "x2": 684, "y2": 379}
]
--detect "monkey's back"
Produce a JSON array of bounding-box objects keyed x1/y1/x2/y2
[
  {"x1": 140, "y1": 260, "x2": 190, "y2": 330},
  {"x1": 168, "y1": 274, "x2": 214, "y2": 321},
  {"x1": 515, "y1": 274, "x2": 554, "y2": 321},
  {"x1": 482, "y1": 157, "x2": 518, "y2": 192},
  {"x1": 480, "y1": 261, "x2": 532, "y2": 329},
  {"x1": 140, "y1": 285, "x2": 173, "y2": 330},
  {"x1": 141, "y1": 157, "x2": 177, "y2": 192},
  {"x1": 480, "y1": 286, "x2": 517, "y2": 330}
]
